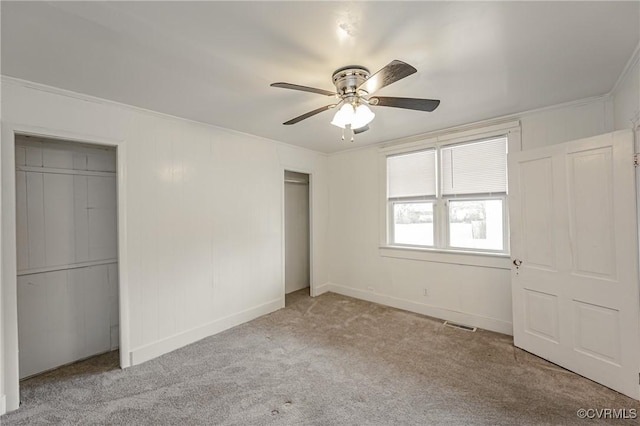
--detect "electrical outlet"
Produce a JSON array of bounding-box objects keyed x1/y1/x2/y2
[{"x1": 423, "y1": 288, "x2": 429, "y2": 297}]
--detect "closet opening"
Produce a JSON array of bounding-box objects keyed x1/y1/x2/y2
[
  {"x1": 284, "y1": 170, "x2": 311, "y2": 305},
  {"x1": 14, "y1": 135, "x2": 120, "y2": 384}
]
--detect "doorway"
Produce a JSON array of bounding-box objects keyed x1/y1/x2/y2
[
  {"x1": 284, "y1": 171, "x2": 310, "y2": 302},
  {"x1": 14, "y1": 135, "x2": 120, "y2": 380}
]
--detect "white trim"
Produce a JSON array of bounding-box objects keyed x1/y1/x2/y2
[
  {"x1": 378, "y1": 125, "x2": 521, "y2": 263},
  {"x1": 324, "y1": 283, "x2": 513, "y2": 335},
  {"x1": 332, "y1": 94, "x2": 607, "y2": 156},
  {"x1": 611, "y1": 40, "x2": 640, "y2": 96},
  {"x1": 130, "y1": 298, "x2": 281, "y2": 365},
  {"x1": 17, "y1": 259, "x2": 117, "y2": 276},
  {"x1": 379, "y1": 120, "x2": 520, "y2": 155},
  {"x1": 1, "y1": 123, "x2": 129, "y2": 413},
  {"x1": 314, "y1": 282, "x2": 332, "y2": 295},
  {"x1": 1, "y1": 76, "x2": 328, "y2": 158},
  {"x1": 379, "y1": 247, "x2": 511, "y2": 269},
  {"x1": 0, "y1": 394, "x2": 6, "y2": 415},
  {"x1": 380, "y1": 137, "x2": 438, "y2": 157},
  {"x1": 428, "y1": 120, "x2": 521, "y2": 144},
  {"x1": 115, "y1": 138, "x2": 130, "y2": 370},
  {"x1": 15, "y1": 166, "x2": 115, "y2": 177},
  {"x1": 282, "y1": 167, "x2": 316, "y2": 297}
]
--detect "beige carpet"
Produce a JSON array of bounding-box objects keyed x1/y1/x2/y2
[{"x1": 2, "y1": 289, "x2": 638, "y2": 425}]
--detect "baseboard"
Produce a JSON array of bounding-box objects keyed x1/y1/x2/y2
[
  {"x1": 313, "y1": 282, "x2": 332, "y2": 296},
  {"x1": 0, "y1": 394, "x2": 6, "y2": 415},
  {"x1": 326, "y1": 283, "x2": 513, "y2": 335},
  {"x1": 130, "y1": 298, "x2": 282, "y2": 365}
]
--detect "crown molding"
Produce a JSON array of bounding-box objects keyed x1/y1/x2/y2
[
  {"x1": 610, "y1": 40, "x2": 640, "y2": 97},
  {"x1": 329, "y1": 93, "x2": 612, "y2": 156},
  {"x1": 0, "y1": 75, "x2": 328, "y2": 158}
]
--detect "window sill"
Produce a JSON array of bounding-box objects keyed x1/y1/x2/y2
[{"x1": 379, "y1": 246, "x2": 511, "y2": 269}]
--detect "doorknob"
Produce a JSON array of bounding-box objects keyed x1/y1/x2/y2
[{"x1": 513, "y1": 259, "x2": 523, "y2": 267}]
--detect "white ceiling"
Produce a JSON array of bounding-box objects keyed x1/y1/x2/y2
[{"x1": 2, "y1": 1, "x2": 638, "y2": 153}]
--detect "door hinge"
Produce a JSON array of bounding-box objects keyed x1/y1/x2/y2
[{"x1": 634, "y1": 153, "x2": 639, "y2": 167}]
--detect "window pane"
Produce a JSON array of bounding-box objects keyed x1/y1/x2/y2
[
  {"x1": 388, "y1": 149, "x2": 436, "y2": 198},
  {"x1": 448, "y1": 200, "x2": 503, "y2": 250},
  {"x1": 441, "y1": 138, "x2": 507, "y2": 195},
  {"x1": 393, "y1": 202, "x2": 434, "y2": 246}
]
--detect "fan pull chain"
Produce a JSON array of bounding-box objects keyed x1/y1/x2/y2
[{"x1": 341, "y1": 128, "x2": 345, "y2": 141}]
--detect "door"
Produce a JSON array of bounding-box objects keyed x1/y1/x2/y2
[{"x1": 509, "y1": 130, "x2": 640, "y2": 399}]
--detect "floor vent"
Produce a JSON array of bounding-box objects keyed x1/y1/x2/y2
[{"x1": 443, "y1": 321, "x2": 477, "y2": 332}]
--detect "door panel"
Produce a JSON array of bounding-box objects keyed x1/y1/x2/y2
[
  {"x1": 567, "y1": 147, "x2": 616, "y2": 278},
  {"x1": 519, "y1": 157, "x2": 556, "y2": 271},
  {"x1": 509, "y1": 130, "x2": 640, "y2": 399},
  {"x1": 523, "y1": 289, "x2": 560, "y2": 343}
]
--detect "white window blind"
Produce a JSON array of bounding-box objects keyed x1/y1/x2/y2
[
  {"x1": 387, "y1": 149, "x2": 436, "y2": 198},
  {"x1": 441, "y1": 137, "x2": 507, "y2": 195}
]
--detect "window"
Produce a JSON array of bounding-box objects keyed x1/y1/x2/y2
[
  {"x1": 385, "y1": 136, "x2": 509, "y2": 254},
  {"x1": 387, "y1": 149, "x2": 436, "y2": 247}
]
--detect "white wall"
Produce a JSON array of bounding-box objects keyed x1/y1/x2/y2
[
  {"x1": 324, "y1": 96, "x2": 614, "y2": 335},
  {"x1": 612, "y1": 47, "x2": 640, "y2": 131},
  {"x1": 0, "y1": 77, "x2": 329, "y2": 413}
]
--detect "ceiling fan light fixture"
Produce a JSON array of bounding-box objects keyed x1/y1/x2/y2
[
  {"x1": 272, "y1": 60, "x2": 439, "y2": 139},
  {"x1": 352, "y1": 104, "x2": 375, "y2": 129},
  {"x1": 330, "y1": 103, "x2": 375, "y2": 129},
  {"x1": 330, "y1": 103, "x2": 355, "y2": 128}
]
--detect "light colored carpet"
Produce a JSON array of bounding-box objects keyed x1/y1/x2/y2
[{"x1": 2, "y1": 289, "x2": 639, "y2": 425}]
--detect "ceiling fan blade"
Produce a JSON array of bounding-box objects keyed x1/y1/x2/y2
[
  {"x1": 357, "y1": 60, "x2": 417, "y2": 95},
  {"x1": 370, "y1": 97, "x2": 440, "y2": 112},
  {"x1": 271, "y1": 82, "x2": 336, "y2": 97},
  {"x1": 353, "y1": 125, "x2": 370, "y2": 134},
  {"x1": 283, "y1": 104, "x2": 336, "y2": 125}
]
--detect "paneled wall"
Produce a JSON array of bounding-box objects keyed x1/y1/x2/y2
[
  {"x1": 1, "y1": 77, "x2": 329, "y2": 412},
  {"x1": 612, "y1": 52, "x2": 640, "y2": 130},
  {"x1": 17, "y1": 264, "x2": 118, "y2": 378},
  {"x1": 325, "y1": 96, "x2": 614, "y2": 335},
  {"x1": 15, "y1": 138, "x2": 118, "y2": 378}
]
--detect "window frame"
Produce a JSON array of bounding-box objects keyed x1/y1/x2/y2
[
  {"x1": 389, "y1": 199, "x2": 437, "y2": 248},
  {"x1": 443, "y1": 195, "x2": 508, "y2": 253},
  {"x1": 379, "y1": 120, "x2": 521, "y2": 265}
]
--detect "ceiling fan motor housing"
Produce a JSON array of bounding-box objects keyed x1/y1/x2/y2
[{"x1": 332, "y1": 66, "x2": 370, "y2": 101}]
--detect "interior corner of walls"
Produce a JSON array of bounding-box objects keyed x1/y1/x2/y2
[
  {"x1": 327, "y1": 283, "x2": 513, "y2": 336},
  {"x1": 314, "y1": 282, "x2": 334, "y2": 296},
  {"x1": 129, "y1": 298, "x2": 282, "y2": 366},
  {"x1": 0, "y1": 394, "x2": 6, "y2": 416}
]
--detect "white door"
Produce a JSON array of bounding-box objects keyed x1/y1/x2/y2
[{"x1": 509, "y1": 130, "x2": 640, "y2": 399}]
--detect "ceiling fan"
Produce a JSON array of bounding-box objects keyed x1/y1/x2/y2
[{"x1": 270, "y1": 60, "x2": 440, "y2": 141}]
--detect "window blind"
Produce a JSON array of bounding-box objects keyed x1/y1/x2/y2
[
  {"x1": 441, "y1": 137, "x2": 507, "y2": 195},
  {"x1": 387, "y1": 149, "x2": 436, "y2": 198}
]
